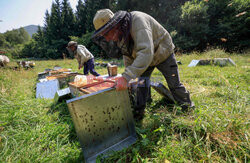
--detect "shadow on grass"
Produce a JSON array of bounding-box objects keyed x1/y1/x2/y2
[
  {"x1": 48, "y1": 102, "x2": 77, "y2": 140},
  {"x1": 148, "y1": 97, "x2": 185, "y2": 115},
  {"x1": 47, "y1": 101, "x2": 85, "y2": 162},
  {"x1": 101, "y1": 97, "x2": 198, "y2": 162},
  {"x1": 46, "y1": 97, "x2": 196, "y2": 162}
]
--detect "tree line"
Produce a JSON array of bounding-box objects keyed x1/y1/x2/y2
[
  {"x1": 0, "y1": 28, "x2": 30, "y2": 48},
  {"x1": 2, "y1": 0, "x2": 250, "y2": 59}
]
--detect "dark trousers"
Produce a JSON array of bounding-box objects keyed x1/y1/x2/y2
[
  {"x1": 135, "y1": 53, "x2": 192, "y2": 110},
  {"x1": 84, "y1": 58, "x2": 100, "y2": 76}
]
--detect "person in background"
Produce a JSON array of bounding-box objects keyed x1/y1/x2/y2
[
  {"x1": 92, "y1": 9, "x2": 194, "y2": 119},
  {"x1": 67, "y1": 41, "x2": 100, "y2": 76}
]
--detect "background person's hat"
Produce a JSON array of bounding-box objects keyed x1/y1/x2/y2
[{"x1": 67, "y1": 41, "x2": 77, "y2": 47}]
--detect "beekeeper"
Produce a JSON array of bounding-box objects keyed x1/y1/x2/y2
[
  {"x1": 92, "y1": 9, "x2": 194, "y2": 118},
  {"x1": 67, "y1": 41, "x2": 100, "y2": 76}
]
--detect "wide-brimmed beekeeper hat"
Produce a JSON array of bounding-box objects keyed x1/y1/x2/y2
[
  {"x1": 67, "y1": 41, "x2": 77, "y2": 47},
  {"x1": 92, "y1": 9, "x2": 127, "y2": 38}
]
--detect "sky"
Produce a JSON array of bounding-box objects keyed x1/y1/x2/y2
[{"x1": 0, "y1": 0, "x2": 78, "y2": 33}]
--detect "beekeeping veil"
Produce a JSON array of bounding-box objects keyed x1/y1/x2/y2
[{"x1": 92, "y1": 9, "x2": 133, "y2": 59}]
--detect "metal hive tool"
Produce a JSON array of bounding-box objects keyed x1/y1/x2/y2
[
  {"x1": 150, "y1": 82, "x2": 175, "y2": 104},
  {"x1": 66, "y1": 87, "x2": 136, "y2": 163}
]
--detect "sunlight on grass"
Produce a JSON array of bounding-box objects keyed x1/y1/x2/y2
[{"x1": 0, "y1": 50, "x2": 249, "y2": 162}]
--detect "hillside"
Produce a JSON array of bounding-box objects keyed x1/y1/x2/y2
[{"x1": 23, "y1": 25, "x2": 39, "y2": 37}]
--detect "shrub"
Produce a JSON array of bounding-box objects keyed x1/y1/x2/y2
[
  {"x1": 10, "y1": 44, "x2": 25, "y2": 59},
  {"x1": 70, "y1": 32, "x2": 105, "y2": 58},
  {"x1": 174, "y1": 0, "x2": 209, "y2": 52}
]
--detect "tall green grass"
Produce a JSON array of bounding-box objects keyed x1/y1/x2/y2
[{"x1": 0, "y1": 49, "x2": 249, "y2": 162}]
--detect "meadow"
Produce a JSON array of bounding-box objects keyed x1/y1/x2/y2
[{"x1": 0, "y1": 49, "x2": 249, "y2": 162}]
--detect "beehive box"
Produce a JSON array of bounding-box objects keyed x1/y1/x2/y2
[
  {"x1": 49, "y1": 68, "x2": 71, "y2": 75},
  {"x1": 36, "y1": 79, "x2": 60, "y2": 99},
  {"x1": 46, "y1": 72, "x2": 80, "y2": 88},
  {"x1": 68, "y1": 80, "x2": 100, "y2": 97},
  {"x1": 68, "y1": 74, "x2": 118, "y2": 97},
  {"x1": 80, "y1": 81, "x2": 115, "y2": 94},
  {"x1": 66, "y1": 86, "x2": 136, "y2": 163}
]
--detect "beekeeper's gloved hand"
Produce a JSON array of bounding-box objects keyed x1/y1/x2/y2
[{"x1": 116, "y1": 76, "x2": 128, "y2": 91}]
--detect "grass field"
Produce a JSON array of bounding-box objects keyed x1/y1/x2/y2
[{"x1": 0, "y1": 49, "x2": 249, "y2": 162}]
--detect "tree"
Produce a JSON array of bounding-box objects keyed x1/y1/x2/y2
[
  {"x1": 19, "y1": 0, "x2": 250, "y2": 59},
  {"x1": 174, "y1": 0, "x2": 209, "y2": 51},
  {"x1": 19, "y1": 28, "x2": 30, "y2": 43},
  {"x1": 75, "y1": 0, "x2": 87, "y2": 36},
  {"x1": 84, "y1": 0, "x2": 112, "y2": 32},
  {"x1": 0, "y1": 33, "x2": 6, "y2": 47},
  {"x1": 49, "y1": 0, "x2": 62, "y2": 41},
  {"x1": 207, "y1": 0, "x2": 250, "y2": 51},
  {"x1": 30, "y1": 26, "x2": 46, "y2": 58},
  {"x1": 116, "y1": 0, "x2": 132, "y2": 11},
  {"x1": 4, "y1": 28, "x2": 30, "y2": 46},
  {"x1": 61, "y1": 0, "x2": 75, "y2": 39},
  {"x1": 43, "y1": 10, "x2": 51, "y2": 41},
  {"x1": 39, "y1": 0, "x2": 74, "y2": 59}
]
